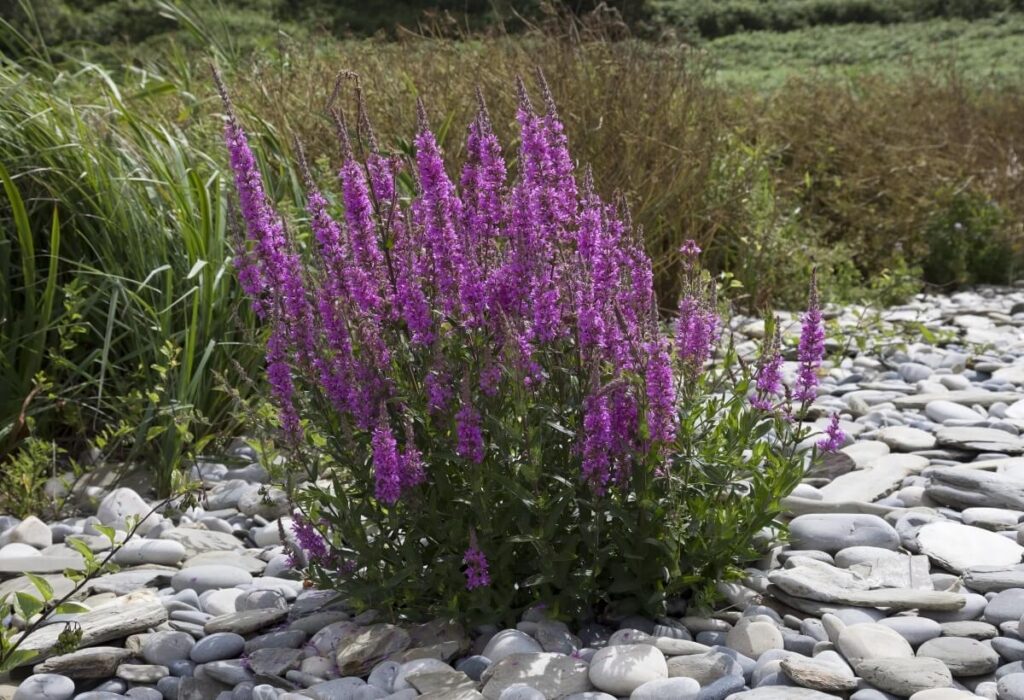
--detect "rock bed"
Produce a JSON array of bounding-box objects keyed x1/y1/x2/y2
[{"x1": 3, "y1": 286, "x2": 1024, "y2": 700}]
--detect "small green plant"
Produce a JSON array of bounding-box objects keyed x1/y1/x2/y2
[{"x1": 0, "y1": 486, "x2": 200, "y2": 672}]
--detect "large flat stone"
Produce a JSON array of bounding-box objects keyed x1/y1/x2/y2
[
  {"x1": 818, "y1": 455, "x2": 927, "y2": 504},
  {"x1": 935, "y1": 427, "x2": 1024, "y2": 454},
  {"x1": 16, "y1": 590, "x2": 167, "y2": 665},
  {"x1": 894, "y1": 391, "x2": 1021, "y2": 409},
  {"x1": 917, "y1": 521, "x2": 1024, "y2": 574},
  {"x1": 926, "y1": 468, "x2": 1024, "y2": 511}
]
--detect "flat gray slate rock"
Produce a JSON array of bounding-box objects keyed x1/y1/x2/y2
[
  {"x1": 16, "y1": 590, "x2": 168, "y2": 665},
  {"x1": 916, "y1": 521, "x2": 1024, "y2": 574},
  {"x1": 893, "y1": 391, "x2": 1022, "y2": 409},
  {"x1": 727, "y1": 688, "x2": 842, "y2": 699},
  {"x1": 935, "y1": 426, "x2": 1024, "y2": 454},
  {"x1": 963, "y1": 565, "x2": 1024, "y2": 593},
  {"x1": 926, "y1": 467, "x2": 1024, "y2": 511}
]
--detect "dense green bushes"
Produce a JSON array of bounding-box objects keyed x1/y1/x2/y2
[{"x1": 651, "y1": 0, "x2": 1024, "y2": 39}]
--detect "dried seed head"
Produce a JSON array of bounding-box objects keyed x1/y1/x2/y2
[
  {"x1": 330, "y1": 107, "x2": 354, "y2": 162},
  {"x1": 515, "y1": 75, "x2": 533, "y2": 114},
  {"x1": 415, "y1": 97, "x2": 430, "y2": 134}
]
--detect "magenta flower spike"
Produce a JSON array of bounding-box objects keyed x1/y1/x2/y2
[
  {"x1": 795, "y1": 271, "x2": 825, "y2": 403},
  {"x1": 817, "y1": 412, "x2": 845, "y2": 452},
  {"x1": 463, "y1": 532, "x2": 491, "y2": 590},
  {"x1": 371, "y1": 416, "x2": 403, "y2": 505}
]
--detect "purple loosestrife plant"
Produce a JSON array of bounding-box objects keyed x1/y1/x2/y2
[
  {"x1": 795, "y1": 271, "x2": 825, "y2": 403},
  {"x1": 221, "y1": 70, "x2": 822, "y2": 623},
  {"x1": 817, "y1": 412, "x2": 846, "y2": 453}
]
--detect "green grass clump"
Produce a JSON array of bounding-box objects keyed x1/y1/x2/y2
[{"x1": 0, "y1": 53, "x2": 265, "y2": 494}]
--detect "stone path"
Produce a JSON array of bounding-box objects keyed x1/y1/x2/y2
[{"x1": 2, "y1": 285, "x2": 1024, "y2": 700}]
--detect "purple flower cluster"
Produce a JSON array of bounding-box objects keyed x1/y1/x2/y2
[
  {"x1": 817, "y1": 412, "x2": 846, "y2": 452},
  {"x1": 463, "y1": 541, "x2": 491, "y2": 590},
  {"x1": 290, "y1": 514, "x2": 329, "y2": 566},
  {"x1": 220, "y1": 72, "x2": 723, "y2": 503},
  {"x1": 751, "y1": 327, "x2": 784, "y2": 411},
  {"x1": 795, "y1": 272, "x2": 825, "y2": 403}
]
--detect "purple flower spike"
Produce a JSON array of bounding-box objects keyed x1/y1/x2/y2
[
  {"x1": 817, "y1": 412, "x2": 845, "y2": 453},
  {"x1": 372, "y1": 417, "x2": 402, "y2": 505},
  {"x1": 291, "y1": 514, "x2": 329, "y2": 565},
  {"x1": 795, "y1": 271, "x2": 825, "y2": 403},
  {"x1": 644, "y1": 339, "x2": 677, "y2": 443},
  {"x1": 463, "y1": 533, "x2": 491, "y2": 590},
  {"x1": 455, "y1": 398, "x2": 486, "y2": 464},
  {"x1": 751, "y1": 326, "x2": 784, "y2": 410}
]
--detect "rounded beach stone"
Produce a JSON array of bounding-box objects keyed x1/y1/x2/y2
[
  {"x1": 878, "y1": 617, "x2": 942, "y2": 647},
  {"x1": 12, "y1": 673, "x2": 74, "y2": 700},
  {"x1": 789, "y1": 514, "x2": 899, "y2": 553},
  {"x1": 917, "y1": 636, "x2": 1000, "y2": 676},
  {"x1": 190, "y1": 632, "x2": 246, "y2": 663},
  {"x1": 589, "y1": 644, "x2": 668, "y2": 695},
  {"x1": 908, "y1": 690, "x2": 978, "y2": 700},
  {"x1": 171, "y1": 565, "x2": 252, "y2": 593},
  {"x1": 629, "y1": 677, "x2": 699, "y2": 699},
  {"x1": 498, "y1": 685, "x2": 545, "y2": 700},
  {"x1": 96, "y1": 488, "x2": 155, "y2": 533},
  {"x1": 142, "y1": 630, "x2": 195, "y2": 666},
  {"x1": 985, "y1": 589, "x2": 1024, "y2": 625},
  {"x1": 113, "y1": 539, "x2": 186, "y2": 566},
  {"x1": 726, "y1": 620, "x2": 784, "y2": 659},
  {"x1": 998, "y1": 672, "x2": 1024, "y2": 700},
  {"x1": 481, "y1": 629, "x2": 543, "y2": 663},
  {"x1": 837, "y1": 623, "x2": 914, "y2": 663},
  {"x1": 855, "y1": 656, "x2": 953, "y2": 695}
]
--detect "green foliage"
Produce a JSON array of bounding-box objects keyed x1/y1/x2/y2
[
  {"x1": 0, "y1": 53, "x2": 262, "y2": 494},
  {"x1": 922, "y1": 190, "x2": 1018, "y2": 288},
  {"x1": 0, "y1": 487, "x2": 198, "y2": 672},
  {"x1": 651, "y1": 0, "x2": 1024, "y2": 40}
]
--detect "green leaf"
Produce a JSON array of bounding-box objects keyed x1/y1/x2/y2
[
  {"x1": 54, "y1": 602, "x2": 90, "y2": 614},
  {"x1": 66, "y1": 538, "x2": 96, "y2": 564},
  {"x1": 0, "y1": 649, "x2": 38, "y2": 674},
  {"x1": 15, "y1": 591, "x2": 42, "y2": 619},
  {"x1": 93, "y1": 524, "x2": 117, "y2": 545},
  {"x1": 25, "y1": 573, "x2": 53, "y2": 602}
]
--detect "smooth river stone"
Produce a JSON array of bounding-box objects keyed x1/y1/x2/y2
[
  {"x1": 878, "y1": 617, "x2": 942, "y2": 647},
  {"x1": 936, "y1": 426, "x2": 1024, "y2": 454},
  {"x1": 818, "y1": 454, "x2": 928, "y2": 504},
  {"x1": 16, "y1": 590, "x2": 167, "y2": 665},
  {"x1": 728, "y1": 689, "x2": 844, "y2": 699},
  {"x1": 170, "y1": 565, "x2": 252, "y2": 593},
  {"x1": 895, "y1": 391, "x2": 1021, "y2": 410},
  {"x1": 836, "y1": 624, "x2": 914, "y2": 663},
  {"x1": 877, "y1": 427, "x2": 937, "y2": 452},
  {"x1": 926, "y1": 468, "x2": 1024, "y2": 511},
  {"x1": 962, "y1": 507, "x2": 1023, "y2": 530},
  {"x1": 112, "y1": 539, "x2": 187, "y2": 566},
  {"x1": 926, "y1": 400, "x2": 986, "y2": 423},
  {"x1": 11, "y1": 673, "x2": 74, "y2": 700},
  {"x1": 789, "y1": 514, "x2": 900, "y2": 553},
  {"x1": 779, "y1": 654, "x2": 857, "y2": 691},
  {"x1": 917, "y1": 637, "x2": 1000, "y2": 676},
  {"x1": 480, "y1": 653, "x2": 593, "y2": 699},
  {"x1": 588, "y1": 644, "x2": 667, "y2": 695},
  {"x1": 482, "y1": 630, "x2": 543, "y2": 663},
  {"x1": 985, "y1": 589, "x2": 1024, "y2": 625},
  {"x1": 916, "y1": 521, "x2": 1024, "y2": 574},
  {"x1": 33, "y1": 647, "x2": 134, "y2": 679},
  {"x1": 964, "y1": 565, "x2": 1024, "y2": 593},
  {"x1": 856, "y1": 656, "x2": 953, "y2": 695}
]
